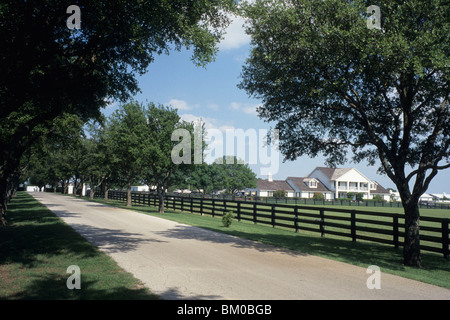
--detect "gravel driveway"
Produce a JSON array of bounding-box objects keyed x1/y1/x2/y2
[{"x1": 31, "y1": 192, "x2": 450, "y2": 300}]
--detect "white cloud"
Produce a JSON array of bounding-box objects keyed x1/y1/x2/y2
[
  {"x1": 230, "y1": 102, "x2": 240, "y2": 110},
  {"x1": 207, "y1": 103, "x2": 220, "y2": 110},
  {"x1": 219, "y1": 14, "x2": 251, "y2": 51},
  {"x1": 167, "y1": 99, "x2": 192, "y2": 111},
  {"x1": 179, "y1": 113, "x2": 235, "y2": 133},
  {"x1": 229, "y1": 102, "x2": 260, "y2": 116},
  {"x1": 104, "y1": 99, "x2": 117, "y2": 109},
  {"x1": 243, "y1": 105, "x2": 259, "y2": 115}
]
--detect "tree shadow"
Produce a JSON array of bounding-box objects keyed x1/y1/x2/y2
[
  {"x1": 154, "y1": 224, "x2": 308, "y2": 257},
  {"x1": 158, "y1": 287, "x2": 222, "y2": 300},
  {"x1": 2, "y1": 273, "x2": 158, "y2": 300},
  {"x1": 66, "y1": 223, "x2": 167, "y2": 254},
  {"x1": 155, "y1": 220, "x2": 450, "y2": 275},
  {"x1": 1, "y1": 192, "x2": 165, "y2": 271}
]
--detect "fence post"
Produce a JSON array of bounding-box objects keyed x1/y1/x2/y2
[
  {"x1": 294, "y1": 206, "x2": 299, "y2": 232},
  {"x1": 237, "y1": 201, "x2": 241, "y2": 221},
  {"x1": 351, "y1": 210, "x2": 356, "y2": 242},
  {"x1": 200, "y1": 197, "x2": 204, "y2": 216},
  {"x1": 442, "y1": 219, "x2": 449, "y2": 259},
  {"x1": 393, "y1": 216, "x2": 399, "y2": 249},
  {"x1": 212, "y1": 199, "x2": 215, "y2": 217},
  {"x1": 320, "y1": 209, "x2": 325, "y2": 237},
  {"x1": 253, "y1": 202, "x2": 257, "y2": 224},
  {"x1": 271, "y1": 204, "x2": 275, "y2": 227}
]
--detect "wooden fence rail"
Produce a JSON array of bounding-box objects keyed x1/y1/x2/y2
[{"x1": 92, "y1": 190, "x2": 450, "y2": 259}]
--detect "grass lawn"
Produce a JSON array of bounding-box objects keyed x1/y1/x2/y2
[
  {"x1": 0, "y1": 192, "x2": 159, "y2": 300},
  {"x1": 87, "y1": 196, "x2": 450, "y2": 290}
]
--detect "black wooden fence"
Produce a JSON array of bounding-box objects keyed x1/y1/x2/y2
[{"x1": 92, "y1": 190, "x2": 450, "y2": 259}]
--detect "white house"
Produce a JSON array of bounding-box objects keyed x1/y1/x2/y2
[
  {"x1": 430, "y1": 193, "x2": 450, "y2": 202},
  {"x1": 131, "y1": 186, "x2": 152, "y2": 192},
  {"x1": 286, "y1": 177, "x2": 333, "y2": 199},
  {"x1": 252, "y1": 167, "x2": 391, "y2": 200},
  {"x1": 389, "y1": 191, "x2": 449, "y2": 203},
  {"x1": 255, "y1": 173, "x2": 295, "y2": 197},
  {"x1": 307, "y1": 167, "x2": 390, "y2": 200}
]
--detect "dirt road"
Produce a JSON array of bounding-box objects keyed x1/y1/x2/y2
[{"x1": 30, "y1": 192, "x2": 450, "y2": 300}]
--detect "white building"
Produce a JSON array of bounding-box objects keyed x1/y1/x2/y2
[
  {"x1": 286, "y1": 177, "x2": 333, "y2": 199},
  {"x1": 255, "y1": 173, "x2": 295, "y2": 197},
  {"x1": 307, "y1": 167, "x2": 390, "y2": 200},
  {"x1": 390, "y1": 192, "x2": 449, "y2": 203},
  {"x1": 253, "y1": 167, "x2": 390, "y2": 200},
  {"x1": 131, "y1": 186, "x2": 153, "y2": 192},
  {"x1": 430, "y1": 193, "x2": 450, "y2": 202}
]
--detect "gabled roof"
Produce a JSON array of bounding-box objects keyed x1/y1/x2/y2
[
  {"x1": 257, "y1": 179, "x2": 294, "y2": 192},
  {"x1": 309, "y1": 167, "x2": 375, "y2": 182},
  {"x1": 371, "y1": 181, "x2": 389, "y2": 194},
  {"x1": 287, "y1": 177, "x2": 331, "y2": 192},
  {"x1": 309, "y1": 167, "x2": 353, "y2": 180}
]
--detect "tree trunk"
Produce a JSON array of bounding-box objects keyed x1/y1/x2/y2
[
  {"x1": 157, "y1": 186, "x2": 165, "y2": 214},
  {"x1": 126, "y1": 178, "x2": 132, "y2": 207},
  {"x1": 403, "y1": 201, "x2": 422, "y2": 267},
  {"x1": 0, "y1": 193, "x2": 7, "y2": 226},
  {"x1": 103, "y1": 183, "x2": 109, "y2": 203},
  {"x1": 89, "y1": 189, "x2": 95, "y2": 200},
  {"x1": 0, "y1": 164, "x2": 23, "y2": 226}
]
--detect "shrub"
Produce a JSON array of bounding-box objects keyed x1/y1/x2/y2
[
  {"x1": 222, "y1": 211, "x2": 234, "y2": 227},
  {"x1": 355, "y1": 193, "x2": 364, "y2": 202},
  {"x1": 312, "y1": 192, "x2": 324, "y2": 200},
  {"x1": 372, "y1": 194, "x2": 385, "y2": 202},
  {"x1": 273, "y1": 190, "x2": 286, "y2": 198}
]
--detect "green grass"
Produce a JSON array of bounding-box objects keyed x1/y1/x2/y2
[
  {"x1": 164, "y1": 197, "x2": 449, "y2": 256},
  {"x1": 88, "y1": 196, "x2": 450, "y2": 290},
  {"x1": 0, "y1": 192, "x2": 159, "y2": 300}
]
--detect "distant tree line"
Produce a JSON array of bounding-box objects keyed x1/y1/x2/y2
[
  {"x1": 24, "y1": 101, "x2": 257, "y2": 213},
  {"x1": 0, "y1": 0, "x2": 236, "y2": 224}
]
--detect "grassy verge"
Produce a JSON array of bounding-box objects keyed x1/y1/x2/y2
[
  {"x1": 87, "y1": 196, "x2": 450, "y2": 290},
  {"x1": 0, "y1": 192, "x2": 159, "y2": 300}
]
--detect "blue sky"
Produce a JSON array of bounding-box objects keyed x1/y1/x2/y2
[{"x1": 102, "y1": 15, "x2": 448, "y2": 194}]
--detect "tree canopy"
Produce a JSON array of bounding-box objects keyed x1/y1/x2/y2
[
  {"x1": 0, "y1": 0, "x2": 236, "y2": 224},
  {"x1": 239, "y1": 0, "x2": 449, "y2": 266}
]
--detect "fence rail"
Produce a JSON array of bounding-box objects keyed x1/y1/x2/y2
[
  {"x1": 176, "y1": 193, "x2": 450, "y2": 210},
  {"x1": 92, "y1": 190, "x2": 450, "y2": 259}
]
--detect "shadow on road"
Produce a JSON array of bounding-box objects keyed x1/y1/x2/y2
[{"x1": 155, "y1": 224, "x2": 308, "y2": 257}]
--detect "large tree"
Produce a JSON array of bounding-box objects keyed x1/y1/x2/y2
[
  {"x1": 0, "y1": 0, "x2": 235, "y2": 224},
  {"x1": 239, "y1": 0, "x2": 449, "y2": 266},
  {"x1": 142, "y1": 104, "x2": 195, "y2": 214},
  {"x1": 214, "y1": 156, "x2": 257, "y2": 195},
  {"x1": 83, "y1": 120, "x2": 116, "y2": 200},
  {"x1": 106, "y1": 102, "x2": 149, "y2": 207},
  {"x1": 188, "y1": 163, "x2": 224, "y2": 194}
]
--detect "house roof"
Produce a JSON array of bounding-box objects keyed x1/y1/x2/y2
[
  {"x1": 286, "y1": 177, "x2": 331, "y2": 192},
  {"x1": 257, "y1": 179, "x2": 294, "y2": 192},
  {"x1": 371, "y1": 181, "x2": 389, "y2": 194},
  {"x1": 309, "y1": 167, "x2": 353, "y2": 180}
]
